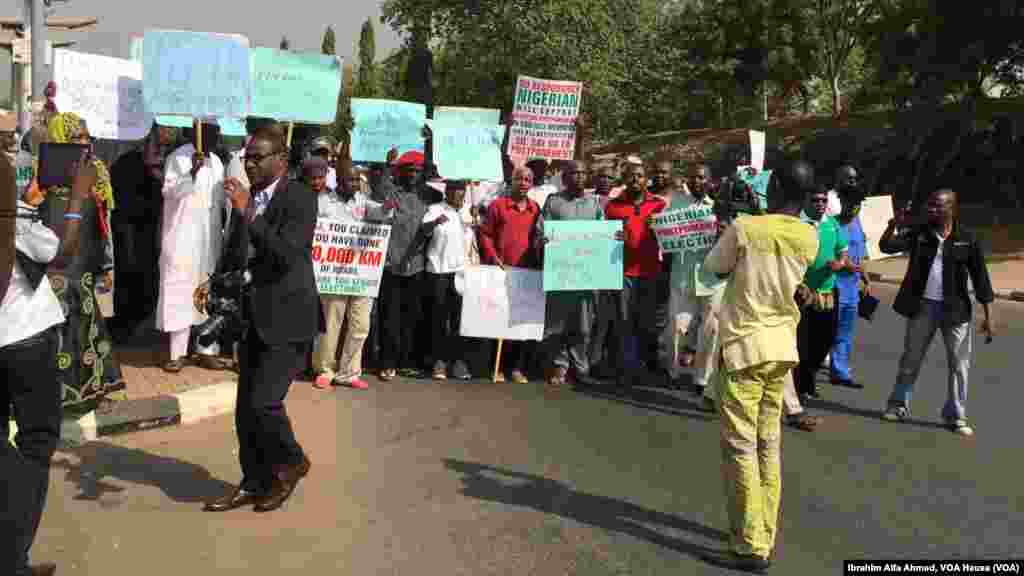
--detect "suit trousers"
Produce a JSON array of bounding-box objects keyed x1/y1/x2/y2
[
  {"x1": 236, "y1": 327, "x2": 309, "y2": 493},
  {"x1": 0, "y1": 328, "x2": 60, "y2": 574},
  {"x1": 428, "y1": 273, "x2": 466, "y2": 365},
  {"x1": 795, "y1": 304, "x2": 836, "y2": 397}
]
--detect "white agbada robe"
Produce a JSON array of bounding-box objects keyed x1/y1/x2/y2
[{"x1": 156, "y1": 143, "x2": 225, "y2": 333}]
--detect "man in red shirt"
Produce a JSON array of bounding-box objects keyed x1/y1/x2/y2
[
  {"x1": 604, "y1": 161, "x2": 667, "y2": 388},
  {"x1": 478, "y1": 165, "x2": 542, "y2": 383}
]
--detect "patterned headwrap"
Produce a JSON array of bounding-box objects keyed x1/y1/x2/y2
[{"x1": 47, "y1": 112, "x2": 115, "y2": 238}]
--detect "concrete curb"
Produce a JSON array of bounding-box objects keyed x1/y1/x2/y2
[
  {"x1": 866, "y1": 272, "x2": 1024, "y2": 302},
  {"x1": 8, "y1": 380, "x2": 239, "y2": 447}
]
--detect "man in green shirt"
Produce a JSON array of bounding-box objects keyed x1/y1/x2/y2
[{"x1": 795, "y1": 188, "x2": 849, "y2": 399}]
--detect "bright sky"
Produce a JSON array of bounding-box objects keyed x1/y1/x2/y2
[{"x1": 1, "y1": 0, "x2": 402, "y2": 100}]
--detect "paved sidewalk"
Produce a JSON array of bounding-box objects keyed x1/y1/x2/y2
[{"x1": 865, "y1": 252, "x2": 1024, "y2": 302}]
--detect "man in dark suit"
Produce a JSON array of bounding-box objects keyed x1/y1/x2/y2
[{"x1": 203, "y1": 123, "x2": 319, "y2": 513}]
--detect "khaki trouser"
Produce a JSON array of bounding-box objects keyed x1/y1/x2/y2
[
  {"x1": 719, "y1": 360, "x2": 794, "y2": 559},
  {"x1": 313, "y1": 295, "x2": 372, "y2": 382}
]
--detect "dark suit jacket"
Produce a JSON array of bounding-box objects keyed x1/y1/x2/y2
[{"x1": 220, "y1": 177, "x2": 322, "y2": 346}]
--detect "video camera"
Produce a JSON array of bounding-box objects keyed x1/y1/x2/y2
[
  {"x1": 713, "y1": 174, "x2": 764, "y2": 227},
  {"x1": 194, "y1": 269, "x2": 251, "y2": 349}
]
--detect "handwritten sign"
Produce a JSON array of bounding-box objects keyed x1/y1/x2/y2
[
  {"x1": 250, "y1": 48, "x2": 342, "y2": 124},
  {"x1": 52, "y1": 49, "x2": 146, "y2": 141},
  {"x1": 651, "y1": 205, "x2": 718, "y2": 254},
  {"x1": 542, "y1": 221, "x2": 623, "y2": 291},
  {"x1": 312, "y1": 218, "x2": 392, "y2": 298},
  {"x1": 350, "y1": 98, "x2": 426, "y2": 163},
  {"x1": 143, "y1": 29, "x2": 251, "y2": 118},
  {"x1": 858, "y1": 195, "x2": 897, "y2": 259},
  {"x1": 459, "y1": 266, "x2": 545, "y2": 341},
  {"x1": 431, "y1": 121, "x2": 505, "y2": 181},
  {"x1": 155, "y1": 115, "x2": 246, "y2": 136},
  {"x1": 507, "y1": 75, "x2": 582, "y2": 161},
  {"x1": 434, "y1": 106, "x2": 501, "y2": 126}
]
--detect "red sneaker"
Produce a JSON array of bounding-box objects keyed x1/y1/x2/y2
[
  {"x1": 314, "y1": 374, "x2": 333, "y2": 390},
  {"x1": 348, "y1": 378, "x2": 370, "y2": 390}
]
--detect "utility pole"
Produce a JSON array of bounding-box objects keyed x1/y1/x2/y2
[{"x1": 29, "y1": 0, "x2": 46, "y2": 99}]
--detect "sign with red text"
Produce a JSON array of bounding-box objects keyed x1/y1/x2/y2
[
  {"x1": 507, "y1": 75, "x2": 582, "y2": 161},
  {"x1": 313, "y1": 218, "x2": 391, "y2": 298},
  {"x1": 651, "y1": 204, "x2": 718, "y2": 254}
]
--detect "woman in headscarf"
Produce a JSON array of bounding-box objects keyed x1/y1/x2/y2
[{"x1": 37, "y1": 111, "x2": 125, "y2": 409}]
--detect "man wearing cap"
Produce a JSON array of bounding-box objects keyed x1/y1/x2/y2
[
  {"x1": 308, "y1": 137, "x2": 337, "y2": 191},
  {"x1": 377, "y1": 155, "x2": 431, "y2": 381},
  {"x1": 538, "y1": 160, "x2": 604, "y2": 388}
]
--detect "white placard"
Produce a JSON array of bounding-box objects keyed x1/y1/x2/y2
[
  {"x1": 52, "y1": 49, "x2": 147, "y2": 141},
  {"x1": 749, "y1": 130, "x2": 766, "y2": 172},
  {"x1": 859, "y1": 195, "x2": 897, "y2": 259},
  {"x1": 459, "y1": 265, "x2": 545, "y2": 341}
]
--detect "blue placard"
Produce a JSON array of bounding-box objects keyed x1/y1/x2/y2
[
  {"x1": 350, "y1": 98, "x2": 426, "y2": 163},
  {"x1": 434, "y1": 106, "x2": 501, "y2": 126},
  {"x1": 143, "y1": 29, "x2": 251, "y2": 119},
  {"x1": 542, "y1": 221, "x2": 624, "y2": 291},
  {"x1": 250, "y1": 47, "x2": 342, "y2": 124},
  {"x1": 431, "y1": 121, "x2": 505, "y2": 181}
]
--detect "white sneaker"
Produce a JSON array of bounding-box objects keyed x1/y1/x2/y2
[
  {"x1": 951, "y1": 419, "x2": 974, "y2": 437},
  {"x1": 882, "y1": 406, "x2": 908, "y2": 422}
]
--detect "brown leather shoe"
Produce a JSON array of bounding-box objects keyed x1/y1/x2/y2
[
  {"x1": 202, "y1": 487, "x2": 266, "y2": 512},
  {"x1": 254, "y1": 457, "x2": 311, "y2": 513},
  {"x1": 163, "y1": 359, "x2": 185, "y2": 373},
  {"x1": 25, "y1": 563, "x2": 57, "y2": 576}
]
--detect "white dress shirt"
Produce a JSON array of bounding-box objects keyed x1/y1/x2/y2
[
  {"x1": 423, "y1": 202, "x2": 467, "y2": 274},
  {"x1": 826, "y1": 189, "x2": 843, "y2": 217},
  {"x1": 1, "y1": 202, "x2": 65, "y2": 348},
  {"x1": 924, "y1": 233, "x2": 946, "y2": 302}
]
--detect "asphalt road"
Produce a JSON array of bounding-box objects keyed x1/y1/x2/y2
[{"x1": 32, "y1": 284, "x2": 1024, "y2": 574}]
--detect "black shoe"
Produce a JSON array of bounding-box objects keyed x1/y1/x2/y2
[
  {"x1": 701, "y1": 549, "x2": 771, "y2": 573},
  {"x1": 832, "y1": 377, "x2": 864, "y2": 389},
  {"x1": 19, "y1": 563, "x2": 57, "y2": 576},
  {"x1": 254, "y1": 457, "x2": 311, "y2": 513}
]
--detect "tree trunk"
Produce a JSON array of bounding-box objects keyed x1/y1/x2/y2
[{"x1": 831, "y1": 75, "x2": 842, "y2": 117}]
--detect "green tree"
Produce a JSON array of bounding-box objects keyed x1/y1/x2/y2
[
  {"x1": 321, "y1": 25, "x2": 336, "y2": 56},
  {"x1": 321, "y1": 26, "x2": 352, "y2": 148},
  {"x1": 356, "y1": 19, "x2": 378, "y2": 97}
]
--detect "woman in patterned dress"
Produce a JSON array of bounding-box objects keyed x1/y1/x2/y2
[{"x1": 37, "y1": 112, "x2": 125, "y2": 409}]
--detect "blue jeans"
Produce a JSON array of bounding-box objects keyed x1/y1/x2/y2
[{"x1": 830, "y1": 303, "x2": 858, "y2": 381}]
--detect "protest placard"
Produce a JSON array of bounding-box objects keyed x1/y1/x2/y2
[
  {"x1": 651, "y1": 204, "x2": 718, "y2": 254},
  {"x1": 459, "y1": 266, "x2": 545, "y2": 341},
  {"x1": 142, "y1": 29, "x2": 251, "y2": 118},
  {"x1": 431, "y1": 121, "x2": 505, "y2": 181},
  {"x1": 350, "y1": 98, "x2": 426, "y2": 163},
  {"x1": 52, "y1": 49, "x2": 146, "y2": 141},
  {"x1": 749, "y1": 130, "x2": 766, "y2": 172},
  {"x1": 858, "y1": 195, "x2": 897, "y2": 259},
  {"x1": 507, "y1": 75, "x2": 582, "y2": 161},
  {"x1": 434, "y1": 106, "x2": 501, "y2": 126},
  {"x1": 542, "y1": 221, "x2": 623, "y2": 291},
  {"x1": 312, "y1": 218, "x2": 392, "y2": 298},
  {"x1": 154, "y1": 115, "x2": 246, "y2": 135},
  {"x1": 250, "y1": 48, "x2": 342, "y2": 124}
]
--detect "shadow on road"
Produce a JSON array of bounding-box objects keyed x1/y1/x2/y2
[
  {"x1": 53, "y1": 442, "x2": 233, "y2": 504},
  {"x1": 573, "y1": 384, "x2": 715, "y2": 422},
  {"x1": 443, "y1": 459, "x2": 725, "y2": 559},
  {"x1": 806, "y1": 397, "x2": 948, "y2": 431}
]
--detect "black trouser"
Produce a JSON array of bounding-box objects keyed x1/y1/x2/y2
[
  {"x1": 429, "y1": 273, "x2": 464, "y2": 365},
  {"x1": 795, "y1": 304, "x2": 837, "y2": 397},
  {"x1": 1, "y1": 327, "x2": 60, "y2": 574},
  {"x1": 236, "y1": 327, "x2": 309, "y2": 494},
  {"x1": 613, "y1": 277, "x2": 668, "y2": 380},
  {"x1": 589, "y1": 290, "x2": 618, "y2": 376},
  {"x1": 652, "y1": 268, "x2": 672, "y2": 371},
  {"x1": 379, "y1": 271, "x2": 424, "y2": 371}
]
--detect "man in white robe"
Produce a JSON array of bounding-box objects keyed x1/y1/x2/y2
[{"x1": 156, "y1": 135, "x2": 225, "y2": 372}]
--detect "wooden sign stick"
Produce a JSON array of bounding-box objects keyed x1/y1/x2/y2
[
  {"x1": 492, "y1": 339, "x2": 504, "y2": 383},
  {"x1": 195, "y1": 119, "x2": 203, "y2": 155},
  {"x1": 286, "y1": 122, "x2": 295, "y2": 148}
]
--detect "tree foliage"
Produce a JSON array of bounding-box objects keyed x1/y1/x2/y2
[
  {"x1": 322, "y1": 26, "x2": 352, "y2": 148},
  {"x1": 356, "y1": 19, "x2": 379, "y2": 98}
]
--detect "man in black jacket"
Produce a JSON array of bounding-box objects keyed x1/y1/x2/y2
[
  {"x1": 203, "y1": 123, "x2": 319, "y2": 513},
  {"x1": 879, "y1": 189, "x2": 994, "y2": 436}
]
